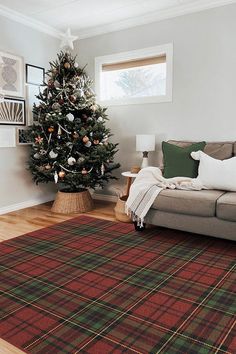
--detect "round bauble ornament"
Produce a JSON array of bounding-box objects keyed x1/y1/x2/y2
[
  {"x1": 66, "y1": 113, "x2": 74, "y2": 122},
  {"x1": 58, "y1": 98, "x2": 64, "y2": 105},
  {"x1": 73, "y1": 131, "x2": 79, "y2": 139},
  {"x1": 52, "y1": 102, "x2": 61, "y2": 111},
  {"x1": 48, "y1": 126, "x2": 54, "y2": 133},
  {"x1": 74, "y1": 62, "x2": 79, "y2": 68},
  {"x1": 40, "y1": 149, "x2": 47, "y2": 155},
  {"x1": 97, "y1": 116, "x2": 104, "y2": 122},
  {"x1": 68, "y1": 157, "x2": 76, "y2": 165},
  {"x1": 82, "y1": 136, "x2": 89, "y2": 143},
  {"x1": 69, "y1": 95, "x2": 76, "y2": 102},
  {"x1": 91, "y1": 104, "x2": 97, "y2": 112},
  {"x1": 81, "y1": 168, "x2": 88, "y2": 175},
  {"x1": 45, "y1": 163, "x2": 51, "y2": 170},
  {"x1": 49, "y1": 150, "x2": 58, "y2": 159},
  {"x1": 59, "y1": 171, "x2": 66, "y2": 178},
  {"x1": 64, "y1": 62, "x2": 71, "y2": 69},
  {"x1": 85, "y1": 141, "x2": 92, "y2": 148},
  {"x1": 93, "y1": 139, "x2": 99, "y2": 145}
]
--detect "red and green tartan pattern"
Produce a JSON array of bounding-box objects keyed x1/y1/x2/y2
[{"x1": 0, "y1": 215, "x2": 235, "y2": 354}]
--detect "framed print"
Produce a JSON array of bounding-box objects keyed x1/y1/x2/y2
[
  {"x1": 27, "y1": 85, "x2": 41, "y2": 125},
  {"x1": 16, "y1": 127, "x2": 32, "y2": 145},
  {"x1": 0, "y1": 98, "x2": 25, "y2": 125},
  {"x1": 26, "y1": 64, "x2": 45, "y2": 85},
  {"x1": 0, "y1": 51, "x2": 24, "y2": 98}
]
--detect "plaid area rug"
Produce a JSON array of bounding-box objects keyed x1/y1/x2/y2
[{"x1": 0, "y1": 216, "x2": 235, "y2": 354}]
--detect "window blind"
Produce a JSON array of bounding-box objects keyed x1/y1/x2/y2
[{"x1": 102, "y1": 55, "x2": 166, "y2": 72}]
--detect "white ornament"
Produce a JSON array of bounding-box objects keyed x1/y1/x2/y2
[
  {"x1": 33, "y1": 153, "x2": 40, "y2": 159},
  {"x1": 101, "y1": 163, "x2": 105, "y2": 176},
  {"x1": 49, "y1": 150, "x2": 58, "y2": 159},
  {"x1": 60, "y1": 28, "x2": 78, "y2": 51},
  {"x1": 66, "y1": 113, "x2": 74, "y2": 122},
  {"x1": 74, "y1": 62, "x2": 79, "y2": 68},
  {"x1": 97, "y1": 116, "x2": 103, "y2": 122},
  {"x1": 54, "y1": 171, "x2": 58, "y2": 184},
  {"x1": 85, "y1": 141, "x2": 92, "y2": 148},
  {"x1": 68, "y1": 157, "x2": 76, "y2": 165}
]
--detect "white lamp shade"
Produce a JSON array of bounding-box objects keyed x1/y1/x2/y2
[{"x1": 136, "y1": 134, "x2": 155, "y2": 152}]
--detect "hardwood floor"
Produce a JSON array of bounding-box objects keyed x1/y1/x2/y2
[
  {"x1": 0, "y1": 200, "x2": 116, "y2": 242},
  {"x1": 0, "y1": 200, "x2": 116, "y2": 354}
]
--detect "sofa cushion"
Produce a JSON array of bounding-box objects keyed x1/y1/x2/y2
[
  {"x1": 162, "y1": 141, "x2": 206, "y2": 178},
  {"x1": 152, "y1": 189, "x2": 225, "y2": 217},
  {"x1": 217, "y1": 192, "x2": 236, "y2": 222}
]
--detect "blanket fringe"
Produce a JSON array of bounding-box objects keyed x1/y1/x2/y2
[{"x1": 126, "y1": 206, "x2": 144, "y2": 227}]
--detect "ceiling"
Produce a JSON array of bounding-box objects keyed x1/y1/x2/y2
[{"x1": 0, "y1": 0, "x2": 235, "y2": 39}]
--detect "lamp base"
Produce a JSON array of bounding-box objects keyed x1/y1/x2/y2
[{"x1": 141, "y1": 155, "x2": 149, "y2": 169}]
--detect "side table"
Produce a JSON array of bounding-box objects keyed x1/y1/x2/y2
[{"x1": 121, "y1": 171, "x2": 139, "y2": 196}]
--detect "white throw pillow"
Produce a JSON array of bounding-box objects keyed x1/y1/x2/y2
[{"x1": 191, "y1": 151, "x2": 236, "y2": 191}]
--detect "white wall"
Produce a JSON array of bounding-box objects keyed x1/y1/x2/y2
[
  {"x1": 0, "y1": 15, "x2": 59, "y2": 212},
  {"x1": 75, "y1": 4, "x2": 236, "y2": 195}
]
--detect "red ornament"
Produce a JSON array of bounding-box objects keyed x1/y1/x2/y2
[{"x1": 69, "y1": 95, "x2": 76, "y2": 102}]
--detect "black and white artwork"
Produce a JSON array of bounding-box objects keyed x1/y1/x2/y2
[
  {"x1": 0, "y1": 98, "x2": 25, "y2": 125},
  {"x1": 16, "y1": 127, "x2": 32, "y2": 145},
  {"x1": 0, "y1": 51, "x2": 24, "y2": 98}
]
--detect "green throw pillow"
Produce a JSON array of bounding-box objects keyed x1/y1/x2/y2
[{"x1": 162, "y1": 141, "x2": 206, "y2": 178}]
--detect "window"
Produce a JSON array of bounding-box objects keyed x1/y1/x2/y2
[{"x1": 95, "y1": 44, "x2": 173, "y2": 106}]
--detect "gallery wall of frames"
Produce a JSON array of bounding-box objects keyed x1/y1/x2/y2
[{"x1": 0, "y1": 50, "x2": 45, "y2": 146}]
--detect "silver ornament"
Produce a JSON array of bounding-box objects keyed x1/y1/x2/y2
[
  {"x1": 66, "y1": 113, "x2": 74, "y2": 122},
  {"x1": 33, "y1": 153, "x2": 40, "y2": 159},
  {"x1": 49, "y1": 150, "x2": 58, "y2": 159},
  {"x1": 85, "y1": 141, "x2": 92, "y2": 148},
  {"x1": 67, "y1": 157, "x2": 76, "y2": 165}
]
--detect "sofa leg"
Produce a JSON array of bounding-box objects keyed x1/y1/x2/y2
[{"x1": 134, "y1": 221, "x2": 146, "y2": 231}]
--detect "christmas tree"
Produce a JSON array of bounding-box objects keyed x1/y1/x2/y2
[{"x1": 28, "y1": 51, "x2": 120, "y2": 193}]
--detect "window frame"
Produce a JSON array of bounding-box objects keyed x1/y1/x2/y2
[{"x1": 95, "y1": 43, "x2": 173, "y2": 106}]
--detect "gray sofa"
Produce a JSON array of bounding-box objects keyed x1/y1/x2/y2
[{"x1": 145, "y1": 141, "x2": 236, "y2": 241}]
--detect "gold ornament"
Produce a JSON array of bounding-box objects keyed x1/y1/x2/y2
[
  {"x1": 45, "y1": 164, "x2": 51, "y2": 170},
  {"x1": 64, "y1": 62, "x2": 71, "y2": 69},
  {"x1": 73, "y1": 131, "x2": 79, "y2": 139},
  {"x1": 82, "y1": 168, "x2": 88, "y2": 175},
  {"x1": 59, "y1": 171, "x2": 66, "y2": 178},
  {"x1": 48, "y1": 126, "x2": 54, "y2": 133},
  {"x1": 82, "y1": 136, "x2": 89, "y2": 143}
]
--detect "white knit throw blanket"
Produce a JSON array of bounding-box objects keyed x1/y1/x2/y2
[{"x1": 126, "y1": 167, "x2": 202, "y2": 226}]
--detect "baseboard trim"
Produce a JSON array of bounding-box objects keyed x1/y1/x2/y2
[
  {"x1": 0, "y1": 194, "x2": 55, "y2": 215},
  {"x1": 92, "y1": 193, "x2": 117, "y2": 203}
]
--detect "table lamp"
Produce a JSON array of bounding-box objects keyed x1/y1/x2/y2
[{"x1": 136, "y1": 134, "x2": 155, "y2": 169}]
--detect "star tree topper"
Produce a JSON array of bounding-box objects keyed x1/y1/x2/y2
[{"x1": 60, "y1": 28, "x2": 78, "y2": 51}]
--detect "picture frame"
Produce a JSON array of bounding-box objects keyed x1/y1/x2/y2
[
  {"x1": 26, "y1": 64, "x2": 45, "y2": 86},
  {"x1": 26, "y1": 85, "x2": 41, "y2": 125},
  {"x1": 16, "y1": 127, "x2": 32, "y2": 145},
  {"x1": 0, "y1": 51, "x2": 24, "y2": 98},
  {"x1": 0, "y1": 98, "x2": 25, "y2": 125}
]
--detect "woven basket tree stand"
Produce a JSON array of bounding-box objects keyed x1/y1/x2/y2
[{"x1": 51, "y1": 190, "x2": 94, "y2": 214}]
